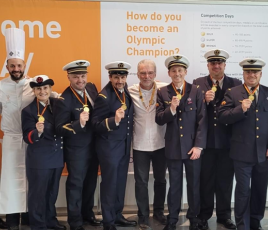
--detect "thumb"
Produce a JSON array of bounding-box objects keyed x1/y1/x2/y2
[{"x1": 188, "y1": 148, "x2": 193, "y2": 155}]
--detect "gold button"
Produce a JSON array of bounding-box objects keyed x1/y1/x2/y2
[
  {"x1": 179, "y1": 118, "x2": 182, "y2": 121},
  {"x1": 256, "y1": 127, "x2": 259, "y2": 130},
  {"x1": 256, "y1": 118, "x2": 259, "y2": 121},
  {"x1": 190, "y1": 108, "x2": 192, "y2": 110},
  {"x1": 256, "y1": 135, "x2": 259, "y2": 138},
  {"x1": 256, "y1": 109, "x2": 258, "y2": 112},
  {"x1": 180, "y1": 134, "x2": 183, "y2": 137},
  {"x1": 214, "y1": 124, "x2": 217, "y2": 126},
  {"x1": 214, "y1": 104, "x2": 216, "y2": 107},
  {"x1": 180, "y1": 126, "x2": 183, "y2": 129},
  {"x1": 214, "y1": 117, "x2": 217, "y2": 120},
  {"x1": 179, "y1": 110, "x2": 182, "y2": 113}
]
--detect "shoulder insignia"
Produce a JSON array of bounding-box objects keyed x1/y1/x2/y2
[
  {"x1": 221, "y1": 101, "x2": 226, "y2": 106},
  {"x1": 99, "y1": 94, "x2": 107, "y2": 99},
  {"x1": 228, "y1": 88, "x2": 231, "y2": 91},
  {"x1": 197, "y1": 85, "x2": 199, "y2": 88},
  {"x1": 58, "y1": 97, "x2": 65, "y2": 100}
]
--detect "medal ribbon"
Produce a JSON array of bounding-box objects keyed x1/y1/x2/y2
[
  {"x1": 37, "y1": 99, "x2": 48, "y2": 118},
  {"x1": 139, "y1": 82, "x2": 156, "y2": 110},
  {"x1": 243, "y1": 83, "x2": 259, "y2": 97},
  {"x1": 112, "y1": 85, "x2": 126, "y2": 105},
  {"x1": 172, "y1": 81, "x2": 186, "y2": 98},
  {"x1": 70, "y1": 85, "x2": 88, "y2": 107}
]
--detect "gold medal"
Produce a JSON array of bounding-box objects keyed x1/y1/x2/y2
[
  {"x1": 212, "y1": 86, "x2": 217, "y2": 92},
  {"x1": 83, "y1": 106, "x2": 90, "y2": 112},
  {"x1": 38, "y1": 115, "x2": 45, "y2": 122},
  {"x1": 121, "y1": 103, "x2": 127, "y2": 110},
  {"x1": 177, "y1": 94, "x2": 182, "y2": 100},
  {"x1": 249, "y1": 95, "x2": 254, "y2": 101}
]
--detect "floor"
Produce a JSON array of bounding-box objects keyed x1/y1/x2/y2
[{"x1": 16, "y1": 209, "x2": 268, "y2": 230}]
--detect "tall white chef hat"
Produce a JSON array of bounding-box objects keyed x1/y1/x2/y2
[{"x1": 5, "y1": 28, "x2": 25, "y2": 61}]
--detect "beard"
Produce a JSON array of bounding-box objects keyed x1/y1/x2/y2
[{"x1": 10, "y1": 71, "x2": 24, "y2": 81}]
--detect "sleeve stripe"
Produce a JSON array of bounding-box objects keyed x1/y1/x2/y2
[
  {"x1": 105, "y1": 118, "x2": 111, "y2": 131},
  {"x1": 28, "y1": 130, "x2": 34, "y2": 144}
]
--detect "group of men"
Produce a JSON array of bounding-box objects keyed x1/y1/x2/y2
[{"x1": 0, "y1": 26, "x2": 267, "y2": 230}]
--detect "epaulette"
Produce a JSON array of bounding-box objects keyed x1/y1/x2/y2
[
  {"x1": 58, "y1": 97, "x2": 65, "y2": 100},
  {"x1": 99, "y1": 94, "x2": 107, "y2": 99}
]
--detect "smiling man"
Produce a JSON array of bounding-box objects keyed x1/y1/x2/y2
[
  {"x1": 193, "y1": 49, "x2": 241, "y2": 230},
  {"x1": 54, "y1": 60, "x2": 98, "y2": 230},
  {"x1": 155, "y1": 55, "x2": 207, "y2": 230},
  {"x1": 92, "y1": 61, "x2": 136, "y2": 230},
  {"x1": 219, "y1": 58, "x2": 268, "y2": 230}
]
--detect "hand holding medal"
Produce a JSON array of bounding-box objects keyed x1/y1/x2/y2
[
  {"x1": 205, "y1": 90, "x2": 215, "y2": 103},
  {"x1": 115, "y1": 107, "x2": 125, "y2": 123}
]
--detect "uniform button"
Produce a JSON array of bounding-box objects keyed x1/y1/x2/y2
[
  {"x1": 128, "y1": 116, "x2": 129, "y2": 118},
  {"x1": 128, "y1": 121, "x2": 129, "y2": 123},
  {"x1": 55, "y1": 149, "x2": 57, "y2": 152},
  {"x1": 180, "y1": 126, "x2": 183, "y2": 129},
  {"x1": 61, "y1": 147, "x2": 63, "y2": 149},
  {"x1": 256, "y1": 109, "x2": 258, "y2": 112},
  {"x1": 214, "y1": 111, "x2": 216, "y2": 113},
  {"x1": 190, "y1": 108, "x2": 192, "y2": 110},
  {"x1": 127, "y1": 133, "x2": 129, "y2": 135},
  {"x1": 256, "y1": 127, "x2": 259, "y2": 130},
  {"x1": 127, "y1": 127, "x2": 129, "y2": 129},
  {"x1": 55, "y1": 139, "x2": 57, "y2": 141},
  {"x1": 179, "y1": 110, "x2": 182, "y2": 113},
  {"x1": 256, "y1": 135, "x2": 259, "y2": 138},
  {"x1": 256, "y1": 118, "x2": 259, "y2": 121},
  {"x1": 226, "y1": 124, "x2": 228, "y2": 126},
  {"x1": 54, "y1": 135, "x2": 56, "y2": 137},
  {"x1": 179, "y1": 118, "x2": 182, "y2": 121},
  {"x1": 61, "y1": 137, "x2": 63, "y2": 139},
  {"x1": 61, "y1": 141, "x2": 63, "y2": 144},
  {"x1": 214, "y1": 104, "x2": 216, "y2": 107},
  {"x1": 214, "y1": 124, "x2": 217, "y2": 126},
  {"x1": 214, "y1": 117, "x2": 217, "y2": 120},
  {"x1": 180, "y1": 134, "x2": 183, "y2": 137},
  {"x1": 56, "y1": 144, "x2": 57, "y2": 146}
]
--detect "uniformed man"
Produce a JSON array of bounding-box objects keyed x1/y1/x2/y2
[
  {"x1": 219, "y1": 58, "x2": 268, "y2": 230},
  {"x1": 91, "y1": 61, "x2": 136, "y2": 230},
  {"x1": 193, "y1": 49, "x2": 241, "y2": 230},
  {"x1": 156, "y1": 55, "x2": 207, "y2": 230},
  {"x1": 0, "y1": 27, "x2": 31, "y2": 230},
  {"x1": 128, "y1": 59, "x2": 167, "y2": 230},
  {"x1": 21, "y1": 75, "x2": 65, "y2": 230},
  {"x1": 54, "y1": 60, "x2": 98, "y2": 230}
]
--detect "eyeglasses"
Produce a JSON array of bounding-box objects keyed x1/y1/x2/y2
[{"x1": 139, "y1": 71, "x2": 155, "y2": 76}]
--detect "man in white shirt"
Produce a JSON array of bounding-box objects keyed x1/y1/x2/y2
[{"x1": 129, "y1": 60, "x2": 167, "y2": 230}]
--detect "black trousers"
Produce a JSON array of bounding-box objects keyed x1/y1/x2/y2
[
  {"x1": 133, "y1": 148, "x2": 166, "y2": 223},
  {"x1": 98, "y1": 143, "x2": 129, "y2": 226},
  {"x1": 6, "y1": 213, "x2": 29, "y2": 227},
  {"x1": 233, "y1": 160, "x2": 268, "y2": 230},
  {"x1": 198, "y1": 148, "x2": 234, "y2": 220},
  {"x1": 81, "y1": 152, "x2": 99, "y2": 220},
  {"x1": 167, "y1": 158, "x2": 201, "y2": 224},
  {"x1": 66, "y1": 159, "x2": 90, "y2": 228},
  {"x1": 27, "y1": 167, "x2": 63, "y2": 230}
]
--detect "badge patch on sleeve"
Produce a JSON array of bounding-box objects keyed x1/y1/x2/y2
[{"x1": 221, "y1": 101, "x2": 226, "y2": 105}]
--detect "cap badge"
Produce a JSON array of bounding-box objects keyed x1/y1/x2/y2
[
  {"x1": 214, "y1": 50, "x2": 220, "y2": 56},
  {"x1": 9, "y1": 51, "x2": 14, "y2": 56},
  {"x1": 118, "y1": 63, "x2": 124, "y2": 68},
  {"x1": 247, "y1": 60, "x2": 257, "y2": 64},
  {"x1": 36, "y1": 77, "x2": 43, "y2": 84},
  {"x1": 76, "y1": 62, "x2": 86, "y2": 66},
  {"x1": 173, "y1": 56, "x2": 182, "y2": 60}
]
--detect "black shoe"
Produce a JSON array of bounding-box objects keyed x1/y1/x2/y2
[
  {"x1": 189, "y1": 223, "x2": 200, "y2": 230},
  {"x1": 0, "y1": 219, "x2": 8, "y2": 229},
  {"x1": 115, "y1": 216, "x2": 137, "y2": 227},
  {"x1": 250, "y1": 227, "x2": 263, "y2": 230},
  {"x1": 83, "y1": 216, "x2": 102, "y2": 226},
  {"x1": 217, "y1": 219, "x2": 236, "y2": 229},
  {"x1": 7, "y1": 226, "x2": 19, "y2": 230},
  {"x1": 139, "y1": 223, "x2": 152, "y2": 230},
  {"x1": 103, "y1": 225, "x2": 117, "y2": 230},
  {"x1": 163, "y1": 223, "x2": 176, "y2": 230},
  {"x1": 48, "y1": 224, "x2": 67, "y2": 230},
  {"x1": 198, "y1": 219, "x2": 208, "y2": 230},
  {"x1": 153, "y1": 213, "x2": 167, "y2": 225},
  {"x1": 70, "y1": 226, "x2": 85, "y2": 230}
]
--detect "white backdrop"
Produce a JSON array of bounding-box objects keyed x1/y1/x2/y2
[{"x1": 101, "y1": 2, "x2": 268, "y2": 86}]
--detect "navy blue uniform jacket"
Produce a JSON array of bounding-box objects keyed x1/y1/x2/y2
[
  {"x1": 91, "y1": 81, "x2": 134, "y2": 155},
  {"x1": 219, "y1": 84, "x2": 268, "y2": 163},
  {"x1": 193, "y1": 75, "x2": 242, "y2": 149},
  {"x1": 22, "y1": 97, "x2": 64, "y2": 169},
  {"x1": 54, "y1": 83, "x2": 98, "y2": 161},
  {"x1": 155, "y1": 82, "x2": 207, "y2": 160}
]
